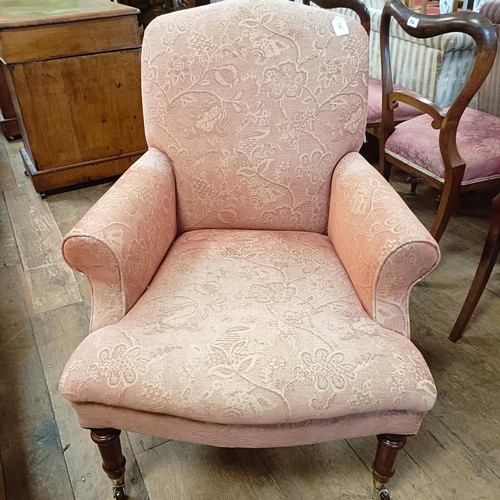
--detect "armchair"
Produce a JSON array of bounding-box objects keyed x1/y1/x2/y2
[
  {"x1": 60, "y1": 1, "x2": 440, "y2": 498},
  {"x1": 379, "y1": 0, "x2": 499, "y2": 241}
]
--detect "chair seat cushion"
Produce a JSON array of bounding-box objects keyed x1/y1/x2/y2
[
  {"x1": 367, "y1": 77, "x2": 424, "y2": 124},
  {"x1": 60, "y1": 230, "x2": 436, "y2": 426},
  {"x1": 385, "y1": 107, "x2": 500, "y2": 184}
]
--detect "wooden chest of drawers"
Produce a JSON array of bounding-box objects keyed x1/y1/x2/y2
[{"x1": 0, "y1": 0, "x2": 147, "y2": 195}]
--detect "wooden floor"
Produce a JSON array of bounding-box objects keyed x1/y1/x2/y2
[{"x1": 0, "y1": 134, "x2": 499, "y2": 500}]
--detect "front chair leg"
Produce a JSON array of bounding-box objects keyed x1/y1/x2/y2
[
  {"x1": 372, "y1": 434, "x2": 407, "y2": 500},
  {"x1": 90, "y1": 428, "x2": 127, "y2": 499}
]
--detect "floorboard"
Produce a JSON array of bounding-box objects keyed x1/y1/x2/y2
[{"x1": 0, "y1": 266, "x2": 74, "y2": 500}]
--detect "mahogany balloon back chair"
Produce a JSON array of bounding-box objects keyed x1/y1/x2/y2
[
  {"x1": 378, "y1": 0, "x2": 499, "y2": 242},
  {"x1": 60, "y1": 1, "x2": 440, "y2": 498}
]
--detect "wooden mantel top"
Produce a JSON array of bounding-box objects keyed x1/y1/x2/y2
[{"x1": 0, "y1": 0, "x2": 139, "y2": 29}]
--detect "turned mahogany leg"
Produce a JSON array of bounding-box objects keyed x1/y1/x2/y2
[
  {"x1": 449, "y1": 193, "x2": 500, "y2": 342},
  {"x1": 90, "y1": 428, "x2": 127, "y2": 499},
  {"x1": 372, "y1": 434, "x2": 407, "y2": 500}
]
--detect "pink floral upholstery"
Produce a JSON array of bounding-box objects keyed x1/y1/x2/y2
[
  {"x1": 385, "y1": 107, "x2": 500, "y2": 184},
  {"x1": 63, "y1": 149, "x2": 177, "y2": 332},
  {"x1": 367, "y1": 77, "x2": 424, "y2": 124},
  {"x1": 61, "y1": 0, "x2": 440, "y2": 451},
  {"x1": 142, "y1": 0, "x2": 368, "y2": 233},
  {"x1": 329, "y1": 153, "x2": 439, "y2": 336},
  {"x1": 61, "y1": 229, "x2": 437, "y2": 428}
]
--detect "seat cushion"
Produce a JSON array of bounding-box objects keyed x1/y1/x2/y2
[
  {"x1": 60, "y1": 230, "x2": 436, "y2": 426},
  {"x1": 385, "y1": 107, "x2": 500, "y2": 184},
  {"x1": 367, "y1": 77, "x2": 424, "y2": 124}
]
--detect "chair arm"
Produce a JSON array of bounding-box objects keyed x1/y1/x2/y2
[
  {"x1": 391, "y1": 90, "x2": 445, "y2": 127},
  {"x1": 328, "y1": 152, "x2": 440, "y2": 336},
  {"x1": 62, "y1": 148, "x2": 177, "y2": 333}
]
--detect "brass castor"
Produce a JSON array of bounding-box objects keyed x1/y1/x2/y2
[
  {"x1": 373, "y1": 485, "x2": 391, "y2": 500},
  {"x1": 113, "y1": 485, "x2": 127, "y2": 499},
  {"x1": 112, "y1": 475, "x2": 127, "y2": 499}
]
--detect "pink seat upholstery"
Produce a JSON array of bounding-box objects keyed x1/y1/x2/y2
[
  {"x1": 385, "y1": 107, "x2": 500, "y2": 184},
  {"x1": 62, "y1": 229, "x2": 435, "y2": 429},
  {"x1": 59, "y1": 0, "x2": 440, "y2": 497}
]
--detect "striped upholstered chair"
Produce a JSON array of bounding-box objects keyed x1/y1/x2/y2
[{"x1": 59, "y1": 1, "x2": 440, "y2": 498}]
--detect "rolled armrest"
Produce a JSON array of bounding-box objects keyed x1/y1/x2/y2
[
  {"x1": 328, "y1": 152, "x2": 440, "y2": 336},
  {"x1": 63, "y1": 148, "x2": 177, "y2": 332}
]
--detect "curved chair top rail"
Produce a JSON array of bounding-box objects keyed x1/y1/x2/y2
[
  {"x1": 380, "y1": 0, "x2": 497, "y2": 169},
  {"x1": 314, "y1": 0, "x2": 371, "y2": 34}
]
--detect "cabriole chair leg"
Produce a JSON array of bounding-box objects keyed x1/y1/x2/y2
[
  {"x1": 372, "y1": 434, "x2": 407, "y2": 500},
  {"x1": 90, "y1": 428, "x2": 127, "y2": 499}
]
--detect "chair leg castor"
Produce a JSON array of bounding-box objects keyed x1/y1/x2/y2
[
  {"x1": 90, "y1": 429, "x2": 127, "y2": 500},
  {"x1": 113, "y1": 482, "x2": 127, "y2": 499},
  {"x1": 371, "y1": 434, "x2": 407, "y2": 500},
  {"x1": 373, "y1": 483, "x2": 391, "y2": 499}
]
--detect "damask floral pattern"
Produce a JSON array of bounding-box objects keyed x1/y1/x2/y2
[
  {"x1": 329, "y1": 153, "x2": 440, "y2": 336},
  {"x1": 88, "y1": 344, "x2": 150, "y2": 388},
  {"x1": 141, "y1": 0, "x2": 368, "y2": 233},
  {"x1": 61, "y1": 228, "x2": 437, "y2": 426},
  {"x1": 63, "y1": 148, "x2": 177, "y2": 331}
]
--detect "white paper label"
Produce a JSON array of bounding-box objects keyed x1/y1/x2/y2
[
  {"x1": 407, "y1": 16, "x2": 419, "y2": 28},
  {"x1": 332, "y1": 16, "x2": 349, "y2": 36}
]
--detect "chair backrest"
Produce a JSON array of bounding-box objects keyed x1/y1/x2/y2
[
  {"x1": 379, "y1": 0, "x2": 497, "y2": 170},
  {"x1": 479, "y1": 0, "x2": 500, "y2": 115},
  {"x1": 141, "y1": 0, "x2": 368, "y2": 233}
]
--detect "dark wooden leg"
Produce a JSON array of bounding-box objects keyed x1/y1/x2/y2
[
  {"x1": 449, "y1": 193, "x2": 500, "y2": 342},
  {"x1": 406, "y1": 176, "x2": 420, "y2": 196},
  {"x1": 90, "y1": 428, "x2": 127, "y2": 499},
  {"x1": 372, "y1": 434, "x2": 407, "y2": 499},
  {"x1": 379, "y1": 158, "x2": 392, "y2": 181},
  {"x1": 431, "y1": 166, "x2": 464, "y2": 242}
]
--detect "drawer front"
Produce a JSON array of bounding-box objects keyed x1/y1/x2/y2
[
  {"x1": 0, "y1": 15, "x2": 140, "y2": 64},
  {"x1": 12, "y1": 48, "x2": 146, "y2": 170}
]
